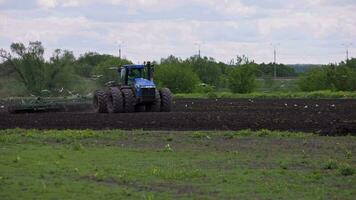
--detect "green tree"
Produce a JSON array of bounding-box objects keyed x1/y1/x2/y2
[
  {"x1": 325, "y1": 65, "x2": 356, "y2": 91},
  {"x1": 0, "y1": 41, "x2": 75, "y2": 95},
  {"x1": 257, "y1": 63, "x2": 296, "y2": 77},
  {"x1": 185, "y1": 56, "x2": 222, "y2": 87},
  {"x1": 92, "y1": 57, "x2": 131, "y2": 86},
  {"x1": 298, "y1": 67, "x2": 328, "y2": 92},
  {"x1": 228, "y1": 64, "x2": 257, "y2": 93},
  {"x1": 46, "y1": 49, "x2": 76, "y2": 92},
  {"x1": 155, "y1": 63, "x2": 199, "y2": 93},
  {"x1": 298, "y1": 63, "x2": 356, "y2": 92},
  {"x1": 74, "y1": 52, "x2": 115, "y2": 77},
  {"x1": 346, "y1": 58, "x2": 356, "y2": 69}
]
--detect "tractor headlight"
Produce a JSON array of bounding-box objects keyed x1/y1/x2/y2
[
  {"x1": 141, "y1": 85, "x2": 155, "y2": 89},
  {"x1": 136, "y1": 85, "x2": 155, "y2": 89}
]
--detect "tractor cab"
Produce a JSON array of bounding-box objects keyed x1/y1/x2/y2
[{"x1": 119, "y1": 62, "x2": 156, "y2": 102}]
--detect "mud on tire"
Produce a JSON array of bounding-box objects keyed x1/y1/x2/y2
[
  {"x1": 160, "y1": 88, "x2": 172, "y2": 112},
  {"x1": 122, "y1": 89, "x2": 135, "y2": 113},
  {"x1": 93, "y1": 90, "x2": 108, "y2": 113}
]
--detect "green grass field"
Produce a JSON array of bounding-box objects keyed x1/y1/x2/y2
[{"x1": 0, "y1": 129, "x2": 355, "y2": 199}]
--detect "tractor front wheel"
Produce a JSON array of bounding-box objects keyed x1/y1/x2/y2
[
  {"x1": 93, "y1": 90, "x2": 108, "y2": 113},
  {"x1": 146, "y1": 89, "x2": 161, "y2": 112},
  {"x1": 160, "y1": 88, "x2": 172, "y2": 112},
  {"x1": 122, "y1": 89, "x2": 135, "y2": 113}
]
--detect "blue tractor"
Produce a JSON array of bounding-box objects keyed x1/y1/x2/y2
[{"x1": 93, "y1": 62, "x2": 172, "y2": 113}]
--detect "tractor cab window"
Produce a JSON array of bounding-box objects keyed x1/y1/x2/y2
[
  {"x1": 120, "y1": 68, "x2": 126, "y2": 81},
  {"x1": 127, "y1": 68, "x2": 143, "y2": 83}
]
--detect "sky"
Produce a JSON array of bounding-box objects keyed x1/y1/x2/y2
[{"x1": 0, "y1": 0, "x2": 355, "y2": 64}]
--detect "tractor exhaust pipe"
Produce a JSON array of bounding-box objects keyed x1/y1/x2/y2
[{"x1": 146, "y1": 61, "x2": 153, "y2": 81}]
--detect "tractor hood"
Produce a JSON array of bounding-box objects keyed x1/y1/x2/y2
[{"x1": 134, "y1": 78, "x2": 155, "y2": 88}]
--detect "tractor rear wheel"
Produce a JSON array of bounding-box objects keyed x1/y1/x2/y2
[
  {"x1": 146, "y1": 89, "x2": 161, "y2": 112},
  {"x1": 122, "y1": 89, "x2": 135, "y2": 113},
  {"x1": 160, "y1": 88, "x2": 172, "y2": 112},
  {"x1": 106, "y1": 89, "x2": 114, "y2": 113},
  {"x1": 93, "y1": 90, "x2": 108, "y2": 113},
  {"x1": 110, "y1": 87, "x2": 124, "y2": 113}
]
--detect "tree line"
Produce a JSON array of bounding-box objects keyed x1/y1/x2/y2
[{"x1": 0, "y1": 41, "x2": 355, "y2": 96}]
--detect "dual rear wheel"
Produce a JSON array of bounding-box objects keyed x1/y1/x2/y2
[{"x1": 93, "y1": 88, "x2": 172, "y2": 113}]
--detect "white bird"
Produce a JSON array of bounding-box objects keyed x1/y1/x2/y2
[
  {"x1": 315, "y1": 104, "x2": 319, "y2": 107},
  {"x1": 284, "y1": 103, "x2": 288, "y2": 107},
  {"x1": 304, "y1": 105, "x2": 308, "y2": 109}
]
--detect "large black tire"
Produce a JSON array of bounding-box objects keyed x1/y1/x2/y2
[
  {"x1": 160, "y1": 88, "x2": 172, "y2": 112},
  {"x1": 110, "y1": 87, "x2": 124, "y2": 113},
  {"x1": 122, "y1": 89, "x2": 135, "y2": 113},
  {"x1": 146, "y1": 89, "x2": 161, "y2": 112},
  {"x1": 93, "y1": 90, "x2": 108, "y2": 113},
  {"x1": 106, "y1": 89, "x2": 113, "y2": 113}
]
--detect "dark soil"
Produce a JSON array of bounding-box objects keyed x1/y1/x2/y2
[{"x1": 0, "y1": 99, "x2": 355, "y2": 135}]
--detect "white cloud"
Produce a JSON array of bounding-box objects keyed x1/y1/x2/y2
[
  {"x1": 37, "y1": 0, "x2": 84, "y2": 9},
  {"x1": 37, "y1": 0, "x2": 57, "y2": 9},
  {"x1": 0, "y1": 0, "x2": 355, "y2": 64},
  {"x1": 203, "y1": 0, "x2": 256, "y2": 16},
  {"x1": 0, "y1": 15, "x2": 93, "y2": 43},
  {"x1": 257, "y1": 4, "x2": 356, "y2": 41}
]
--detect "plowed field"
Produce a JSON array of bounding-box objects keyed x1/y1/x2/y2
[{"x1": 1, "y1": 99, "x2": 355, "y2": 135}]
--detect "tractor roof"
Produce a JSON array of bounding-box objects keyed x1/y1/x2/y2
[{"x1": 122, "y1": 64, "x2": 145, "y2": 69}]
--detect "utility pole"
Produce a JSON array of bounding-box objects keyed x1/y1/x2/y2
[
  {"x1": 270, "y1": 43, "x2": 279, "y2": 79},
  {"x1": 119, "y1": 44, "x2": 121, "y2": 59},
  {"x1": 195, "y1": 42, "x2": 201, "y2": 58},
  {"x1": 342, "y1": 43, "x2": 352, "y2": 62},
  {"x1": 118, "y1": 41, "x2": 124, "y2": 59}
]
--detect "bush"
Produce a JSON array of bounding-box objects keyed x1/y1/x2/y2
[
  {"x1": 339, "y1": 163, "x2": 354, "y2": 176},
  {"x1": 322, "y1": 159, "x2": 338, "y2": 170},
  {"x1": 228, "y1": 64, "x2": 256, "y2": 93},
  {"x1": 207, "y1": 92, "x2": 218, "y2": 99},
  {"x1": 299, "y1": 63, "x2": 356, "y2": 92},
  {"x1": 298, "y1": 68, "x2": 328, "y2": 92},
  {"x1": 194, "y1": 83, "x2": 214, "y2": 93},
  {"x1": 155, "y1": 63, "x2": 199, "y2": 93},
  {"x1": 325, "y1": 65, "x2": 356, "y2": 91}
]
